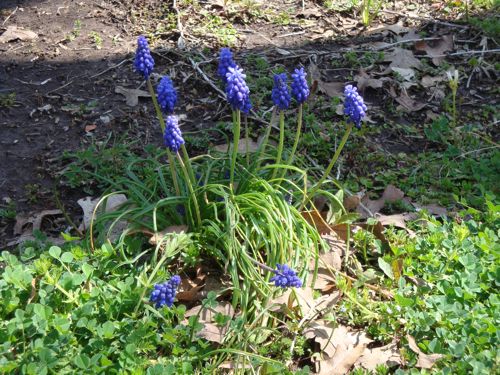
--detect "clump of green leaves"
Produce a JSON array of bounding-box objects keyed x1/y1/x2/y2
[{"x1": 0, "y1": 92, "x2": 16, "y2": 108}]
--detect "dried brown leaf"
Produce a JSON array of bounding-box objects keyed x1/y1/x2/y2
[
  {"x1": 78, "y1": 194, "x2": 127, "y2": 231},
  {"x1": 391, "y1": 67, "x2": 416, "y2": 81},
  {"x1": 413, "y1": 203, "x2": 448, "y2": 216},
  {"x1": 377, "y1": 213, "x2": 418, "y2": 237},
  {"x1": 184, "y1": 301, "x2": 234, "y2": 323},
  {"x1": 310, "y1": 64, "x2": 344, "y2": 97},
  {"x1": 407, "y1": 335, "x2": 444, "y2": 369},
  {"x1": 421, "y1": 75, "x2": 445, "y2": 88},
  {"x1": 355, "y1": 70, "x2": 387, "y2": 91},
  {"x1": 115, "y1": 86, "x2": 150, "y2": 106},
  {"x1": 213, "y1": 137, "x2": 260, "y2": 153},
  {"x1": 355, "y1": 342, "x2": 402, "y2": 371},
  {"x1": 415, "y1": 35, "x2": 453, "y2": 66},
  {"x1": 359, "y1": 184, "x2": 405, "y2": 216},
  {"x1": 0, "y1": 25, "x2": 38, "y2": 43},
  {"x1": 196, "y1": 322, "x2": 227, "y2": 344},
  {"x1": 384, "y1": 48, "x2": 422, "y2": 70},
  {"x1": 309, "y1": 323, "x2": 373, "y2": 374},
  {"x1": 14, "y1": 209, "x2": 63, "y2": 235}
]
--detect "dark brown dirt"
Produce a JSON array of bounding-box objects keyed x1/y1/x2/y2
[{"x1": 1, "y1": 0, "x2": 498, "y2": 246}]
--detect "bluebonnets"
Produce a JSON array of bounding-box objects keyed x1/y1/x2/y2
[{"x1": 112, "y1": 37, "x2": 366, "y2": 346}]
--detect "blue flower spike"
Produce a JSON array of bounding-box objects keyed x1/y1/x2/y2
[
  {"x1": 343, "y1": 85, "x2": 367, "y2": 129},
  {"x1": 270, "y1": 264, "x2": 302, "y2": 288},
  {"x1": 163, "y1": 115, "x2": 185, "y2": 153},
  {"x1": 218, "y1": 48, "x2": 236, "y2": 84},
  {"x1": 134, "y1": 36, "x2": 155, "y2": 80},
  {"x1": 150, "y1": 275, "x2": 181, "y2": 308},
  {"x1": 291, "y1": 67, "x2": 309, "y2": 104},
  {"x1": 225, "y1": 65, "x2": 251, "y2": 112},
  {"x1": 157, "y1": 76, "x2": 177, "y2": 114},
  {"x1": 271, "y1": 73, "x2": 291, "y2": 111}
]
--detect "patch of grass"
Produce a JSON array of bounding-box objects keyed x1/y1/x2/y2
[
  {"x1": 66, "y1": 19, "x2": 82, "y2": 42},
  {"x1": 88, "y1": 31, "x2": 103, "y2": 49},
  {"x1": 196, "y1": 12, "x2": 238, "y2": 46},
  {"x1": 0, "y1": 92, "x2": 16, "y2": 108}
]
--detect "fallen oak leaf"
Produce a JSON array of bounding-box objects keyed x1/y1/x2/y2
[
  {"x1": 384, "y1": 47, "x2": 422, "y2": 70},
  {"x1": 415, "y1": 35, "x2": 454, "y2": 66},
  {"x1": 14, "y1": 209, "x2": 63, "y2": 235},
  {"x1": 358, "y1": 184, "x2": 405, "y2": 216},
  {"x1": 309, "y1": 324, "x2": 373, "y2": 374},
  {"x1": 355, "y1": 342, "x2": 402, "y2": 371},
  {"x1": 310, "y1": 63, "x2": 344, "y2": 97},
  {"x1": 407, "y1": 335, "x2": 444, "y2": 369}
]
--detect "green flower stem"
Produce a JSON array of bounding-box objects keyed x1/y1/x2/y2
[
  {"x1": 309, "y1": 123, "x2": 353, "y2": 198},
  {"x1": 146, "y1": 78, "x2": 181, "y2": 197},
  {"x1": 230, "y1": 110, "x2": 241, "y2": 189},
  {"x1": 244, "y1": 115, "x2": 250, "y2": 167},
  {"x1": 254, "y1": 108, "x2": 276, "y2": 171},
  {"x1": 181, "y1": 144, "x2": 196, "y2": 186},
  {"x1": 176, "y1": 153, "x2": 201, "y2": 227},
  {"x1": 271, "y1": 110, "x2": 285, "y2": 180},
  {"x1": 281, "y1": 103, "x2": 303, "y2": 180}
]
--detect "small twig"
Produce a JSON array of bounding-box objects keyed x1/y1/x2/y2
[
  {"x1": 89, "y1": 58, "x2": 131, "y2": 79},
  {"x1": 373, "y1": 37, "x2": 441, "y2": 51},
  {"x1": 457, "y1": 145, "x2": 499, "y2": 158},
  {"x1": 380, "y1": 9, "x2": 469, "y2": 29},
  {"x1": 277, "y1": 30, "x2": 306, "y2": 39},
  {"x1": 188, "y1": 56, "x2": 226, "y2": 99},
  {"x1": 2, "y1": 6, "x2": 18, "y2": 25}
]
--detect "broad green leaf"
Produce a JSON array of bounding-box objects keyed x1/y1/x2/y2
[
  {"x1": 49, "y1": 246, "x2": 62, "y2": 259},
  {"x1": 60, "y1": 252, "x2": 74, "y2": 263},
  {"x1": 378, "y1": 257, "x2": 394, "y2": 280}
]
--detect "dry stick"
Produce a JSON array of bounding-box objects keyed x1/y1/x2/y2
[
  {"x1": 2, "y1": 6, "x2": 18, "y2": 25},
  {"x1": 89, "y1": 58, "x2": 131, "y2": 79},
  {"x1": 380, "y1": 9, "x2": 470, "y2": 29},
  {"x1": 188, "y1": 57, "x2": 226, "y2": 99}
]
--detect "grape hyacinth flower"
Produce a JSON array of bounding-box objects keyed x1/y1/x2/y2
[
  {"x1": 271, "y1": 73, "x2": 291, "y2": 111},
  {"x1": 270, "y1": 264, "x2": 302, "y2": 288},
  {"x1": 157, "y1": 76, "x2": 177, "y2": 114},
  {"x1": 225, "y1": 65, "x2": 251, "y2": 112},
  {"x1": 134, "y1": 36, "x2": 155, "y2": 80},
  {"x1": 163, "y1": 115, "x2": 185, "y2": 153},
  {"x1": 150, "y1": 275, "x2": 181, "y2": 308},
  {"x1": 343, "y1": 85, "x2": 367, "y2": 129},
  {"x1": 218, "y1": 48, "x2": 236, "y2": 84},
  {"x1": 291, "y1": 67, "x2": 309, "y2": 104}
]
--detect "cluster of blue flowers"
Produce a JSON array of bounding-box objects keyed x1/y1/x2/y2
[
  {"x1": 136, "y1": 44, "x2": 369, "y2": 309},
  {"x1": 343, "y1": 84, "x2": 367, "y2": 129},
  {"x1": 271, "y1": 73, "x2": 291, "y2": 110},
  {"x1": 150, "y1": 275, "x2": 181, "y2": 308},
  {"x1": 225, "y1": 66, "x2": 252, "y2": 114},
  {"x1": 134, "y1": 36, "x2": 155, "y2": 79},
  {"x1": 218, "y1": 48, "x2": 236, "y2": 83},
  {"x1": 291, "y1": 67, "x2": 310, "y2": 104},
  {"x1": 164, "y1": 115, "x2": 185, "y2": 152},
  {"x1": 270, "y1": 264, "x2": 303, "y2": 288},
  {"x1": 134, "y1": 36, "x2": 185, "y2": 152},
  {"x1": 157, "y1": 76, "x2": 177, "y2": 114}
]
